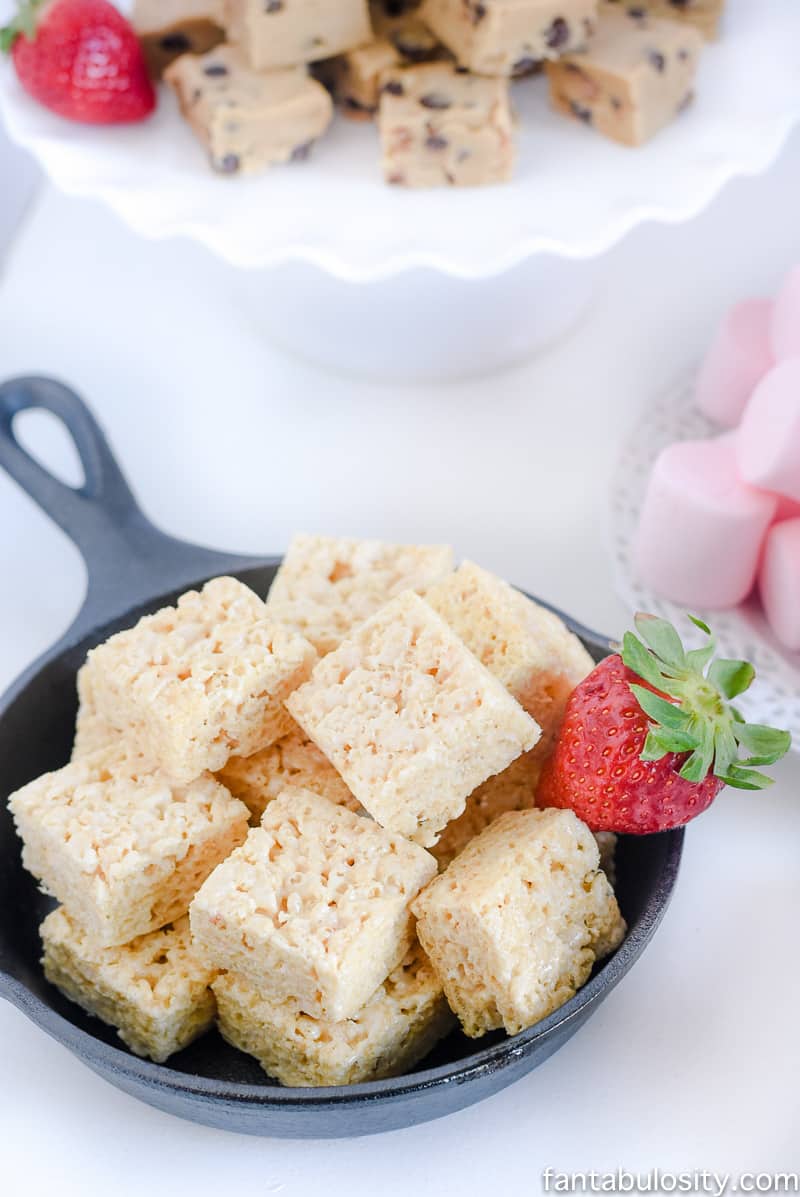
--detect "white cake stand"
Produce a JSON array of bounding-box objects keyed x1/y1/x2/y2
[{"x1": 1, "y1": 0, "x2": 799, "y2": 377}]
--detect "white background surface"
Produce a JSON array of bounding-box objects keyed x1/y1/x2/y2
[{"x1": 0, "y1": 123, "x2": 799, "y2": 1194}]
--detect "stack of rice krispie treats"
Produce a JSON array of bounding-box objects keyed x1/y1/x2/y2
[
  {"x1": 9, "y1": 534, "x2": 625, "y2": 1086},
  {"x1": 137, "y1": 0, "x2": 719, "y2": 186}
]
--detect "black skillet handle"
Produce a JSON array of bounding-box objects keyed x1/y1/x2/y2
[{"x1": 0, "y1": 377, "x2": 261, "y2": 647}]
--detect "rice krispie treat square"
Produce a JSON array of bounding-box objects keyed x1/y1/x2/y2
[
  {"x1": 41, "y1": 910, "x2": 217, "y2": 1062},
  {"x1": 431, "y1": 749, "x2": 542, "y2": 870},
  {"x1": 190, "y1": 788, "x2": 436, "y2": 1020},
  {"x1": 426, "y1": 561, "x2": 593, "y2": 757},
  {"x1": 287, "y1": 591, "x2": 540, "y2": 847},
  {"x1": 72, "y1": 664, "x2": 117, "y2": 759},
  {"x1": 82, "y1": 577, "x2": 316, "y2": 784},
  {"x1": 225, "y1": 0, "x2": 373, "y2": 71},
  {"x1": 413, "y1": 808, "x2": 626, "y2": 1037},
  {"x1": 9, "y1": 749, "x2": 249, "y2": 946},
  {"x1": 213, "y1": 941, "x2": 455, "y2": 1086},
  {"x1": 265, "y1": 533, "x2": 455, "y2": 655},
  {"x1": 216, "y1": 718, "x2": 360, "y2": 822}
]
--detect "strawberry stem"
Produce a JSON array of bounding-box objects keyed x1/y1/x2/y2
[
  {"x1": 622, "y1": 613, "x2": 791, "y2": 790},
  {"x1": 1, "y1": 0, "x2": 48, "y2": 54}
]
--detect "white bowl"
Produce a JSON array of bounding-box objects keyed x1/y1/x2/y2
[{"x1": 1, "y1": 0, "x2": 798, "y2": 282}]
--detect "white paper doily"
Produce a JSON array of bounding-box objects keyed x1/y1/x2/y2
[
  {"x1": 612, "y1": 369, "x2": 800, "y2": 748},
  {"x1": 0, "y1": 0, "x2": 799, "y2": 279}
]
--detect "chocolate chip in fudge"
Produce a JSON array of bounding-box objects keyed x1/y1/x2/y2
[
  {"x1": 160, "y1": 32, "x2": 191, "y2": 53},
  {"x1": 291, "y1": 140, "x2": 314, "y2": 161},
  {"x1": 545, "y1": 17, "x2": 570, "y2": 49},
  {"x1": 344, "y1": 96, "x2": 374, "y2": 115},
  {"x1": 512, "y1": 56, "x2": 540, "y2": 77},
  {"x1": 203, "y1": 62, "x2": 229, "y2": 77},
  {"x1": 215, "y1": 153, "x2": 241, "y2": 174},
  {"x1": 393, "y1": 33, "x2": 434, "y2": 62},
  {"x1": 469, "y1": 2, "x2": 487, "y2": 24},
  {"x1": 648, "y1": 49, "x2": 666, "y2": 71},
  {"x1": 383, "y1": 79, "x2": 405, "y2": 96},
  {"x1": 569, "y1": 100, "x2": 593, "y2": 124},
  {"x1": 265, "y1": 0, "x2": 284, "y2": 12},
  {"x1": 419, "y1": 92, "x2": 452, "y2": 109},
  {"x1": 425, "y1": 132, "x2": 449, "y2": 150}
]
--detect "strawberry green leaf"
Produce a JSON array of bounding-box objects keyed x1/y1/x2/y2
[
  {"x1": 679, "y1": 721, "x2": 714, "y2": 782},
  {"x1": 713, "y1": 722, "x2": 738, "y2": 780},
  {"x1": 627, "y1": 611, "x2": 791, "y2": 792},
  {"x1": 708, "y1": 658, "x2": 756, "y2": 700},
  {"x1": 634, "y1": 613, "x2": 687, "y2": 670},
  {"x1": 647, "y1": 727, "x2": 699, "y2": 755},
  {"x1": 717, "y1": 764, "x2": 775, "y2": 791},
  {"x1": 641, "y1": 730, "x2": 669, "y2": 762},
  {"x1": 621, "y1": 632, "x2": 669, "y2": 691},
  {"x1": 732, "y1": 722, "x2": 791, "y2": 766},
  {"x1": 629, "y1": 684, "x2": 691, "y2": 731},
  {"x1": 686, "y1": 642, "x2": 716, "y2": 672}
]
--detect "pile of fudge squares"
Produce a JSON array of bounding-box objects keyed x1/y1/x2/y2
[
  {"x1": 135, "y1": 0, "x2": 724, "y2": 185},
  {"x1": 9, "y1": 535, "x2": 626, "y2": 1085}
]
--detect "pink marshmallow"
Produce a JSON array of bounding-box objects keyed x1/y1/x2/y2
[
  {"x1": 774, "y1": 495, "x2": 800, "y2": 523},
  {"x1": 771, "y1": 265, "x2": 800, "y2": 360},
  {"x1": 635, "y1": 436, "x2": 777, "y2": 609},
  {"x1": 695, "y1": 298, "x2": 774, "y2": 428},
  {"x1": 759, "y1": 518, "x2": 800, "y2": 652},
  {"x1": 736, "y1": 359, "x2": 800, "y2": 503}
]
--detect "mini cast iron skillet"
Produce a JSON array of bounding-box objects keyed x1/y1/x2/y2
[{"x1": 0, "y1": 378, "x2": 683, "y2": 1139}]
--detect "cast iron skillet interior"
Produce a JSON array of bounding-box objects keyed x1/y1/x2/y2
[{"x1": 0, "y1": 378, "x2": 683, "y2": 1138}]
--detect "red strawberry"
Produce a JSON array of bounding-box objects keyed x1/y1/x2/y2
[
  {"x1": 537, "y1": 613, "x2": 790, "y2": 835},
  {"x1": 1, "y1": 0, "x2": 155, "y2": 125}
]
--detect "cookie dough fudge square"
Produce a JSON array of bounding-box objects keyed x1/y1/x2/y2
[
  {"x1": 166, "y1": 48, "x2": 335, "y2": 177},
  {"x1": 216, "y1": 718, "x2": 360, "y2": 822},
  {"x1": 9, "y1": 749, "x2": 249, "y2": 946},
  {"x1": 213, "y1": 941, "x2": 455, "y2": 1086},
  {"x1": 422, "y1": 0, "x2": 597, "y2": 76},
  {"x1": 225, "y1": 0, "x2": 373, "y2": 70},
  {"x1": 426, "y1": 561, "x2": 594, "y2": 753},
  {"x1": 41, "y1": 910, "x2": 217, "y2": 1062},
  {"x1": 546, "y1": 10, "x2": 703, "y2": 146},
  {"x1": 265, "y1": 533, "x2": 454, "y2": 655},
  {"x1": 83, "y1": 576, "x2": 316, "y2": 783},
  {"x1": 190, "y1": 788, "x2": 436, "y2": 1020},
  {"x1": 413, "y1": 808, "x2": 626, "y2": 1037},
  {"x1": 287, "y1": 591, "x2": 540, "y2": 846},
  {"x1": 321, "y1": 39, "x2": 403, "y2": 119},
  {"x1": 371, "y1": 3, "x2": 442, "y2": 62},
  {"x1": 602, "y1": 0, "x2": 724, "y2": 40},
  {"x1": 378, "y1": 63, "x2": 516, "y2": 188},
  {"x1": 133, "y1": 0, "x2": 225, "y2": 78}
]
